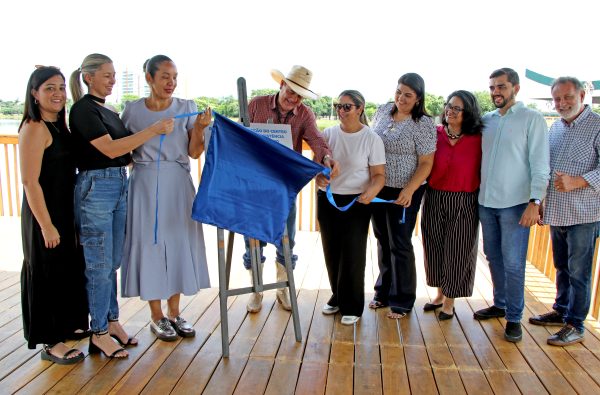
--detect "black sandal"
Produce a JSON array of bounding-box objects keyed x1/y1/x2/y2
[
  {"x1": 41, "y1": 344, "x2": 84, "y2": 365},
  {"x1": 110, "y1": 333, "x2": 138, "y2": 347},
  {"x1": 88, "y1": 332, "x2": 127, "y2": 358},
  {"x1": 108, "y1": 319, "x2": 138, "y2": 347},
  {"x1": 68, "y1": 329, "x2": 91, "y2": 340}
]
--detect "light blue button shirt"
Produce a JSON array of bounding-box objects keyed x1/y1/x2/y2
[{"x1": 479, "y1": 101, "x2": 550, "y2": 208}]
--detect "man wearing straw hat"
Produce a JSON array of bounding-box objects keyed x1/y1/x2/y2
[{"x1": 243, "y1": 65, "x2": 338, "y2": 313}]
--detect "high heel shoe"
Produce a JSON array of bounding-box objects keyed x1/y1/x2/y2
[
  {"x1": 88, "y1": 332, "x2": 127, "y2": 358},
  {"x1": 110, "y1": 333, "x2": 138, "y2": 347}
]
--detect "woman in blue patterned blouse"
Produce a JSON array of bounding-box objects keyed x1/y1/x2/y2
[{"x1": 369, "y1": 73, "x2": 437, "y2": 319}]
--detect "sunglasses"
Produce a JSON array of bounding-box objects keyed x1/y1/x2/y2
[{"x1": 333, "y1": 103, "x2": 358, "y2": 112}]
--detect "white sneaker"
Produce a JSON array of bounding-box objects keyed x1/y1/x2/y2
[
  {"x1": 322, "y1": 304, "x2": 340, "y2": 315},
  {"x1": 341, "y1": 315, "x2": 360, "y2": 325}
]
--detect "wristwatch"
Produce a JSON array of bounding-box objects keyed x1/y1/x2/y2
[
  {"x1": 529, "y1": 198, "x2": 541, "y2": 206},
  {"x1": 322, "y1": 154, "x2": 332, "y2": 164}
]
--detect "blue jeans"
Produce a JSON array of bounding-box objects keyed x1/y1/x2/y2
[
  {"x1": 74, "y1": 167, "x2": 128, "y2": 333},
  {"x1": 551, "y1": 222, "x2": 600, "y2": 332},
  {"x1": 479, "y1": 203, "x2": 530, "y2": 322},
  {"x1": 243, "y1": 202, "x2": 297, "y2": 269}
]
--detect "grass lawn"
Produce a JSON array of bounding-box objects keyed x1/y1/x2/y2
[{"x1": 316, "y1": 118, "x2": 338, "y2": 131}]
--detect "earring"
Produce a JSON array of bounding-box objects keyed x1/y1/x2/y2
[{"x1": 34, "y1": 99, "x2": 39, "y2": 104}]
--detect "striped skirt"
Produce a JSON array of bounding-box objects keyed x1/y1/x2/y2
[{"x1": 421, "y1": 187, "x2": 479, "y2": 298}]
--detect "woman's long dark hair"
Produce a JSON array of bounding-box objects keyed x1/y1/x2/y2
[
  {"x1": 19, "y1": 67, "x2": 67, "y2": 132},
  {"x1": 441, "y1": 90, "x2": 483, "y2": 135}
]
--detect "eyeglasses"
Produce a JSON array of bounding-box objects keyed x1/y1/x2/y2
[
  {"x1": 444, "y1": 103, "x2": 464, "y2": 114},
  {"x1": 333, "y1": 103, "x2": 358, "y2": 112}
]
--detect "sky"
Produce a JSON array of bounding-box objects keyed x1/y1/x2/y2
[{"x1": 2, "y1": 0, "x2": 599, "y2": 107}]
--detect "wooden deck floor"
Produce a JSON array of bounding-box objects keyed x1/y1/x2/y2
[{"x1": 1, "y1": 230, "x2": 600, "y2": 394}]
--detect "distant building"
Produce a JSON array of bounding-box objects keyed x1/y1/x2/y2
[{"x1": 114, "y1": 69, "x2": 149, "y2": 101}]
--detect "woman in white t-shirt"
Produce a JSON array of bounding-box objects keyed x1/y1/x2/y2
[{"x1": 316, "y1": 90, "x2": 386, "y2": 325}]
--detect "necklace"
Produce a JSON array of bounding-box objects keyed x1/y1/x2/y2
[
  {"x1": 44, "y1": 120, "x2": 61, "y2": 134},
  {"x1": 445, "y1": 126, "x2": 462, "y2": 140},
  {"x1": 86, "y1": 94, "x2": 106, "y2": 104}
]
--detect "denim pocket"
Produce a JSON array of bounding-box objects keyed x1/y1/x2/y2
[
  {"x1": 79, "y1": 176, "x2": 94, "y2": 202},
  {"x1": 80, "y1": 232, "x2": 107, "y2": 268}
]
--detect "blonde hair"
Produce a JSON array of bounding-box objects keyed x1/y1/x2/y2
[{"x1": 69, "y1": 53, "x2": 113, "y2": 103}]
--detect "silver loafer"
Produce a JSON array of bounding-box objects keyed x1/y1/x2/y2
[
  {"x1": 169, "y1": 316, "x2": 196, "y2": 338},
  {"x1": 150, "y1": 317, "x2": 178, "y2": 342}
]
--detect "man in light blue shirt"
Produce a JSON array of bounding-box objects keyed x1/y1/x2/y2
[{"x1": 474, "y1": 68, "x2": 550, "y2": 343}]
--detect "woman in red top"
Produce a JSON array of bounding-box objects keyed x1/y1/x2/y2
[{"x1": 421, "y1": 90, "x2": 483, "y2": 320}]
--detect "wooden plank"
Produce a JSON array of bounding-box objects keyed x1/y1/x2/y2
[
  {"x1": 170, "y1": 295, "x2": 248, "y2": 394},
  {"x1": 0, "y1": 343, "x2": 48, "y2": 393},
  {"x1": 138, "y1": 289, "x2": 221, "y2": 395},
  {"x1": 404, "y1": 345, "x2": 438, "y2": 393},
  {"x1": 262, "y1": 288, "x2": 320, "y2": 395},
  {"x1": 232, "y1": 357, "x2": 274, "y2": 395},
  {"x1": 264, "y1": 359, "x2": 301, "y2": 395},
  {"x1": 201, "y1": 356, "x2": 248, "y2": 395},
  {"x1": 200, "y1": 293, "x2": 280, "y2": 394},
  {"x1": 354, "y1": 363, "x2": 382, "y2": 395},
  {"x1": 4, "y1": 145, "x2": 13, "y2": 216},
  {"x1": 109, "y1": 290, "x2": 217, "y2": 394},
  {"x1": 325, "y1": 363, "x2": 353, "y2": 395},
  {"x1": 295, "y1": 361, "x2": 328, "y2": 395},
  {"x1": 12, "y1": 144, "x2": 20, "y2": 216}
]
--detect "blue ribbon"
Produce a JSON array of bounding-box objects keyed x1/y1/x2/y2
[
  {"x1": 322, "y1": 168, "x2": 406, "y2": 224},
  {"x1": 174, "y1": 111, "x2": 201, "y2": 119},
  {"x1": 154, "y1": 134, "x2": 165, "y2": 244}
]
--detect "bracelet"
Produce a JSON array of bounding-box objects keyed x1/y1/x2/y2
[{"x1": 323, "y1": 154, "x2": 332, "y2": 164}]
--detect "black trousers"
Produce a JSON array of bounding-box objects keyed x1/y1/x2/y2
[
  {"x1": 371, "y1": 185, "x2": 426, "y2": 313},
  {"x1": 317, "y1": 190, "x2": 372, "y2": 316}
]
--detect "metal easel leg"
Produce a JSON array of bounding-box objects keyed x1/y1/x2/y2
[
  {"x1": 282, "y1": 225, "x2": 302, "y2": 342},
  {"x1": 225, "y1": 231, "x2": 235, "y2": 288},
  {"x1": 217, "y1": 228, "x2": 230, "y2": 358}
]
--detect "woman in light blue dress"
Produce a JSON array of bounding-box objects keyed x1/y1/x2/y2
[{"x1": 120, "y1": 55, "x2": 211, "y2": 341}]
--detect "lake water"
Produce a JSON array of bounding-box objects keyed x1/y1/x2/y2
[{"x1": 0, "y1": 120, "x2": 20, "y2": 135}]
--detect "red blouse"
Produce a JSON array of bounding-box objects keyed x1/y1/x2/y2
[{"x1": 428, "y1": 125, "x2": 482, "y2": 192}]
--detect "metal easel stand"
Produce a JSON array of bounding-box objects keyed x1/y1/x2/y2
[{"x1": 216, "y1": 226, "x2": 302, "y2": 358}]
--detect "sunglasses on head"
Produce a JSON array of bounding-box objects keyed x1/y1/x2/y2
[{"x1": 333, "y1": 103, "x2": 358, "y2": 112}]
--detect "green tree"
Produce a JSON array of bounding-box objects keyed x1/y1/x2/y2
[
  {"x1": 194, "y1": 96, "x2": 220, "y2": 110},
  {"x1": 121, "y1": 94, "x2": 140, "y2": 104},
  {"x1": 527, "y1": 102, "x2": 540, "y2": 111},
  {"x1": 214, "y1": 96, "x2": 239, "y2": 118},
  {"x1": 473, "y1": 90, "x2": 494, "y2": 114},
  {"x1": 425, "y1": 93, "x2": 445, "y2": 116},
  {"x1": 593, "y1": 106, "x2": 600, "y2": 114},
  {"x1": 364, "y1": 102, "x2": 378, "y2": 121},
  {"x1": 250, "y1": 88, "x2": 278, "y2": 98},
  {"x1": 304, "y1": 96, "x2": 334, "y2": 118}
]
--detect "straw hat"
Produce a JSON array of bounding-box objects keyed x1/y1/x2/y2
[{"x1": 271, "y1": 65, "x2": 319, "y2": 100}]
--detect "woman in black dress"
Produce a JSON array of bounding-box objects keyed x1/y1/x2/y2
[{"x1": 19, "y1": 66, "x2": 89, "y2": 364}]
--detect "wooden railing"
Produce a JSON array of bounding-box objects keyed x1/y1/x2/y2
[
  {"x1": 0, "y1": 135, "x2": 20, "y2": 217},
  {"x1": 527, "y1": 224, "x2": 600, "y2": 321},
  {"x1": 0, "y1": 135, "x2": 320, "y2": 231}
]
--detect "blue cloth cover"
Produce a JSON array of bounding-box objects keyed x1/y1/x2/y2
[{"x1": 192, "y1": 112, "x2": 326, "y2": 245}]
